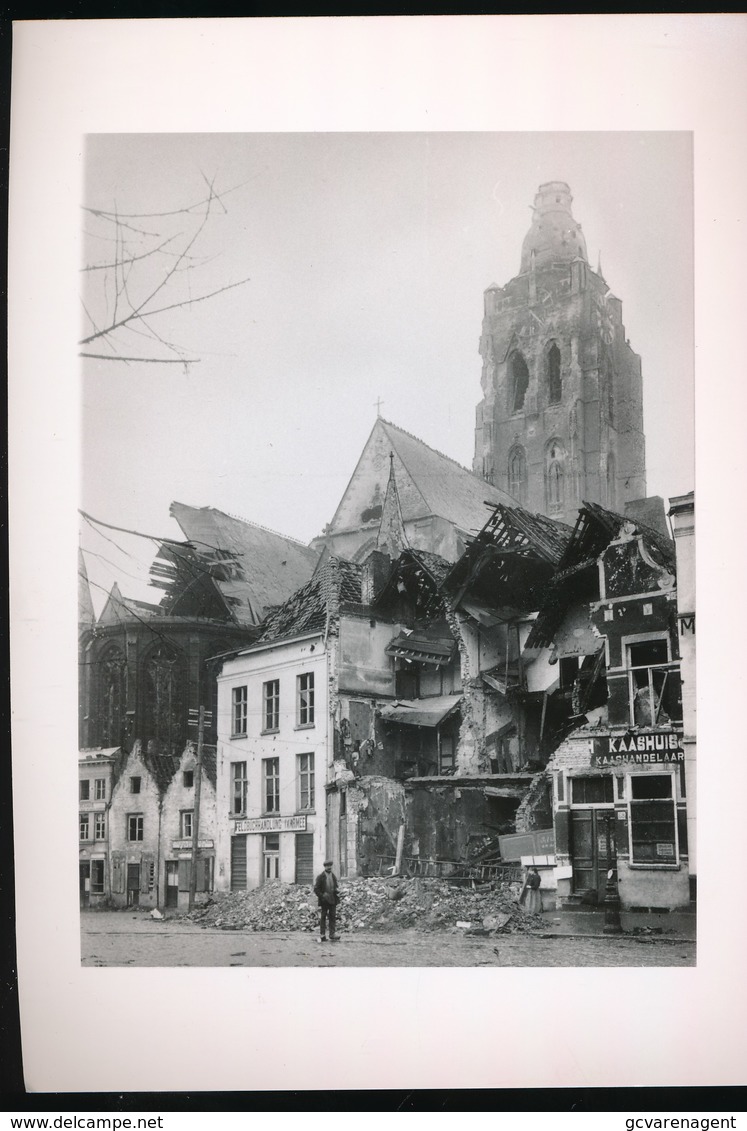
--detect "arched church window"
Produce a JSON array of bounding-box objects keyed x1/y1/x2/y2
[
  {"x1": 508, "y1": 446, "x2": 527, "y2": 506},
  {"x1": 143, "y1": 643, "x2": 186, "y2": 755},
  {"x1": 98, "y1": 644, "x2": 125, "y2": 747},
  {"x1": 547, "y1": 343, "x2": 562, "y2": 404},
  {"x1": 508, "y1": 351, "x2": 529, "y2": 413}
]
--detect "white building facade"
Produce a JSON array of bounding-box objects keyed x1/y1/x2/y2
[{"x1": 215, "y1": 632, "x2": 329, "y2": 892}]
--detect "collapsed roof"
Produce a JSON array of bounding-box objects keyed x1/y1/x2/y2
[
  {"x1": 155, "y1": 503, "x2": 321, "y2": 627},
  {"x1": 444, "y1": 503, "x2": 574, "y2": 616},
  {"x1": 259, "y1": 555, "x2": 363, "y2": 644}
]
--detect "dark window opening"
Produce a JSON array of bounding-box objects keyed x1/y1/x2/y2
[
  {"x1": 395, "y1": 664, "x2": 420, "y2": 700},
  {"x1": 628, "y1": 640, "x2": 681, "y2": 725},
  {"x1": 559, "y1": 656, "x2": 581, "y2": 690},
  {"x1": 509, "y1": 352, "x2": 529, "y2": 413},
  {"x1": 130, "y1": 776, "x2": 141, "y2": 794},
  {"x1": 183, "y1": 770, "x2": 194, "y2": 788}
]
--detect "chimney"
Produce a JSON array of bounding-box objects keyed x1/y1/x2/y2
[{"x1": 361, "y1": 549, "x2": 392, "y2": 605}]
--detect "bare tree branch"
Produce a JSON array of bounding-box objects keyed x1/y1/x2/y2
[
  {"x1": 80, "y1": 353, "x2": 199, "y2": 364},
  {"x1": 81, "y1": 176, "x2": 250, "y2": 366},
  {"x1": 79, "y1": 274, "x2": 251, "y2": 346}
]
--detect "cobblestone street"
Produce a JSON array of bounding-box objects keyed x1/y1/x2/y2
[{"x1": 81, "y1": 911, "x2": 695, "y2": 967}]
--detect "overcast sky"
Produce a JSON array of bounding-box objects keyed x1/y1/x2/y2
[{"x1": 81, "y1": 131, "x2": 693, "y2": 608}]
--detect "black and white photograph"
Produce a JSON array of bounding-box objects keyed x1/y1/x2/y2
[
  {"x1": 76, "y1": 130, "x2": 696, "y2": 971},
  {"x1": 9, "y1": 15, "x2": 747, "y2": 1097}
]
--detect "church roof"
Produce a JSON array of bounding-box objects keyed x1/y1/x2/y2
[
  {"x1": 377, "y1": 419, "x2": 514, "y2": 535},
  {"x1": 169, "y1": 503, "x2": 320, "y2": 628}
]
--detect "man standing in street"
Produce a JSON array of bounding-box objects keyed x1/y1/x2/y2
[{"x1": 314, "y1": 859, "x2": 340, "y2": 942}]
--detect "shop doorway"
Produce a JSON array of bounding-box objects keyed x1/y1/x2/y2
[
  {"x1": 79, "y1": 861, "x2": 90, "y2": 908},
  {"x1": 165, "y1": 861, "x2": 179, "y2": 908},
  {"x1": 126, "y1": 863, "x2": 140, "y2": 907},
  {"x1": 570, "y1": 809, "x2": 615, "y2": 904}
]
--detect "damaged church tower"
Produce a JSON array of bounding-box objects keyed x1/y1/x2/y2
[{"x1": 473, "y1": 182, "x2": 646, "y2": 525}]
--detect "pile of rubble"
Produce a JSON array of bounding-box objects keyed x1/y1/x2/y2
[{"x1": 187, "y1": 875, "x2": 541, "y2": 935}]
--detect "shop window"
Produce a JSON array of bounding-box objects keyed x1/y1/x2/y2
[
  {"x1": 263, "y1": 757, "x2": 280, "y2": 814},
  {"x1": 90, "y1": 859, "x2": 105, "y2": 895},
  {"x1": 546, "y1": 343, "x2": 562, "y2": 404},
  {"x1": 94, "y1": 778, "x2": 106, "y2": 801},
  {"x1": 79, "y1": 813, "x2": 91, "y2": 841},
  {"x1": 130, "y1": 776, "x2": 141, "y2": 794},
  {"x1": 297, "y1": 672, "x2": 315, "y2": 727},
  {"x1": 509, "y1": 351, "x2": 529, "y2": 413},
  {"x1": 180, "y1": 810, "x2": 194, "y2": 839},
  {"x1": 127, "y1": 814, "x2": 144, "y2": 841},
  {"x1": 629, "y1": 774, "x2": 677, "y2": 864},
  {"x1": 183, "y1": 770, "x2": 194, "y2": 788},
  {"x1": 232, "y1": 685, "x2": 248, "y2": 736},
  {"x1": 231, "y1": 761, "x2": 247, "y2": 815},
  {"x1": 263, "y1": 679, "x2": 280, "y2": 732},
  {"x1": 263, "y1": 833, "x2": 280, "y2": 881},
  {"x1": 507, "y1": 445, "x2": 527, "y2": 506},
  {"x1": 94, "y1": 812, "x2": 106, "y2": 841},
  {"x1": 298, "y1": 752, "x2": 315, "y2": 811},
  {"x1": 627, "y1": 639, "x2": 682, "y2": 725},
  {"x1": 571, "y1": 776, "x2": 614, "y2": 805},
  {"x1": 80, "y1": 779, "x2": 90, "y2": 801}
]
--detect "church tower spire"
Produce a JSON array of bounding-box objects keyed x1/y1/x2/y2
[
  {"x1": 376, "y1": 452, "x2": 409, "y2": 559},
  {"x1": 473, "y1": 181, "x2": 646, "y2": 524}
]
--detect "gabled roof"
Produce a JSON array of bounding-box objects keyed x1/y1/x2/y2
[
  {"x1": 377, "y1": 419, "x2": 514, "y2": 534},
  {"x1": 259, "y1": 556, "x2": 363, "y2": 644},
  {"x1": 324, "y1": 418, "x2": 515, "y2": 544},
  {"x1": 169, "y1": 503, "x2": 320, "y2": 627}
]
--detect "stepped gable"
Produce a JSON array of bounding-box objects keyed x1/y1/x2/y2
[
  {"x1": 379, "y1": 419, "x2": 514, "y2": 535},
  {"x1": 170, "y1": 503, "x2": 319, "y2": 628},
  {"x1": 259, "y1": 556, "x2": 362, "y2": 644}
]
